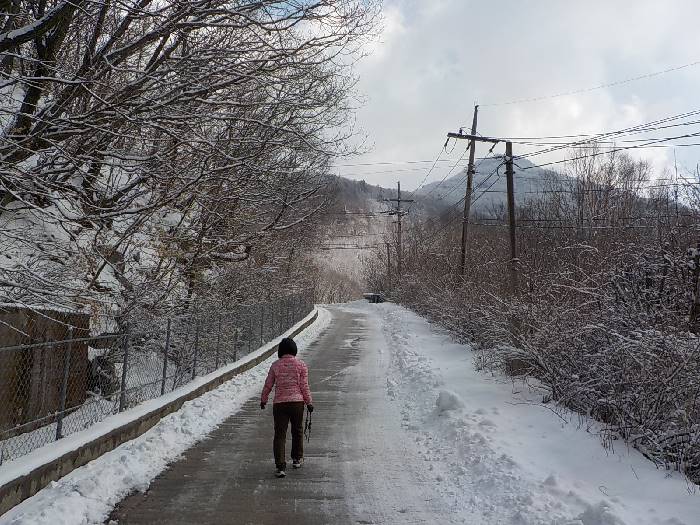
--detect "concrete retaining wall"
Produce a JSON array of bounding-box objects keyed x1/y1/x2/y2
[{"x1": 0, "y1": 310, "x2": 318, "y2": 516}]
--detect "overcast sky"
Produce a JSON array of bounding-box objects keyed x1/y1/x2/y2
[{"x1": 336, "y1": 0, "x2": 700, "y2": 191}]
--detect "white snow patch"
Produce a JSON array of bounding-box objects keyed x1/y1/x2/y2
[
  {"x1": 435, "y1": 390, "x2": 463, "y2": 415},
  {"x1": 341, "y1": 301, "x2": 700, "y2": 525}
]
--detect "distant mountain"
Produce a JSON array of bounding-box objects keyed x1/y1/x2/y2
[
  {"x1": 416, "y1": 157, "x2": 568, "y2": 216},
  {"x1": 329, "y1": 176, "x2": 391, "y2": 211}
]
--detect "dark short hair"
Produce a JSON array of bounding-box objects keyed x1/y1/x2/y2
[{"x1": 278, "y1": 337, "x2": 297, "y2": 358}]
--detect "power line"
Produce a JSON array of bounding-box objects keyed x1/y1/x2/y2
[
  {"x1": 404, "y1": 142, "x2": 449, "y2": 201},
  {"x1": 509, "y1": 139, "x2": 700, "y2": 148},
  {"x1": 478, "y1": 213, "x2": 699, "y2": 223},
  {"x1": 514, "y1": 110, "x2": 700, "y2": 162},
  {"x1": 332, "y1": 155, "x2": 502, "y2": 186},
  {"x1": 422, "y1": 142, "x2": 501, "y2": 202},
  {"x1": 520, "y1": 130, "x2": 700, "y2": 171},
  {"x1": 481, "y1": 182, "x2": 700, "y2": 195},
  {"x1": 334, "y1": 158, "x2": 464, "y2": 168},
  {"x1": 335, "y1": 165, "x2": 468, "y2": 177},
  {"x1": 480, "y1": 59, "x2": 700, "y2": 107},
  {"x1": 470, "y1": 223, "x2": 695, "y2": 230},
  {"x1": 408, "y1": 142, "x2": 471, "y2": 209},
  {"x1": 416, "y1": 162, "x2": 505, "y2": 242}
]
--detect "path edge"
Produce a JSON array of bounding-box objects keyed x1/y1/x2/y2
[{"x1": 0, "y1": 309, "x2": 319, "y2": 516}]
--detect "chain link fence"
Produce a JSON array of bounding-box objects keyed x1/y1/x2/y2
[{"x1": 0, "y1": 293, "x2": 314, "y2": 465}]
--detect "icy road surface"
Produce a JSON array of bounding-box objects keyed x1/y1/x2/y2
[{"x1": 4, "y1": 303, "x2": 698, "y2": 524}]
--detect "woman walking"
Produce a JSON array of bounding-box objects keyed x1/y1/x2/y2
[{"x1": 260, "y1": 337, "x2": 314, "y2": 478}]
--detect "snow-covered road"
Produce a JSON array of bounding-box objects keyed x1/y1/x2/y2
[{"x1": 2, "y1": 302, "x2": 698, "y2": 524}]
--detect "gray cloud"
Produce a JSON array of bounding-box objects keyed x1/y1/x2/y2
[{"x1": 338, "y1": 0, "x2": 700, "y2": 190}]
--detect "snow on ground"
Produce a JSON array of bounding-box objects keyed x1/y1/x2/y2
[
  {"x1": 4, "y1": 301, "x2": 698, "y2": 525},
  {"x1": 0, "y1": 308, "x2": 331, "y2": 525},
  {"x1": 345, "y1": 301, "x2": 699, "y2": 525}
]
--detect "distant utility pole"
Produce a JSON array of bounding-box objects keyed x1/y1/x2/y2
[
  {"x1": 505, "y1": 141, "x2": 519, "y2": 295},
  {"x1": 460, "y1": 105, "x2": 478, "y2": 276},
  {"x1": 384, "y1": 181, "x2": 413, "y2": 276}
]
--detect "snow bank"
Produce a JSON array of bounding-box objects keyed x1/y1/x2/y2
[
  {"x1": 358, "y1": 301, "x2": 699, "y2": 525},
  {"x1": 435, "y1": 390, "x2": 463, "y2": 415},
  {"x1": 0, "y1": 307, "x2": 331, "y2": 525}
]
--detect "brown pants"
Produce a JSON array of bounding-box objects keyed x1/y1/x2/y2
[{"x1": 273, "y1": 401, "x2": 305, "y2": 470}]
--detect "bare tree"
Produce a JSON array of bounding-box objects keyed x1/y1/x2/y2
[{"x1": 0, "y1": 0, "x2": 380, "y2": 315}]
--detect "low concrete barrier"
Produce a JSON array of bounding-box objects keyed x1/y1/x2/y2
[{"x1": 0, "y1": 310, "x2": 318, "y2": 516}]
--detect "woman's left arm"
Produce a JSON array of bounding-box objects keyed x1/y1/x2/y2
[{"x1": 261, "y1": 365, "x2": 276, "y2": 406}]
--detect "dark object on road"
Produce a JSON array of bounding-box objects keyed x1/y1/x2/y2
[
  {"x1": 363, "y1": 292, "x2": 385, "y2": 303},
  {"x1": 304, "y1": 406, "x2": 312, "y2": 443}
]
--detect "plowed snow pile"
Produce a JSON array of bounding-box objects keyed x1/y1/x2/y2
[{"x1": 366, "y1": 302, "x2": 698, "y2": 525}]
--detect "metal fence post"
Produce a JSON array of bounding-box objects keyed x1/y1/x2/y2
[
  {"x1": 192, "y1": 318, "x2": 200, "y2": 380},
  {"x1": 247, "y1": 311, "x2": 252, "y2": 353},
  {"x1": 286, "y1": 296, "x2": 291, "y2": 328},
  {"x1": 55, "y1": 328, "x2": 72, "y2": 440},
  {"x1": 119, "y1": 324, "x2": 130, "y2": 412},
  {"x1": 277, "y1": 300, "x2": 281, "y2": 334},
  {"x1": 259, "y1": 304, "x2": 264, "y2": 345},
  {"x1": 215, "y1": 314, "x2": 222, "y2": 369},
  {"x1": 161, "y1": 318, "x2": 171, "y2": 396}
]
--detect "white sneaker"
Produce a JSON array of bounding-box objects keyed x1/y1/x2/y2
[
  {"x1": 292, "y1": 459, "x2": 303, "y2": 469},
  {"x1": 275, "y1": 469, "x2": 286, "y2": 478}
]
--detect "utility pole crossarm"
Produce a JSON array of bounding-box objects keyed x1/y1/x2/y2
[{"x1": 447, "y1": 132, "x2": 500, "y2": 144}]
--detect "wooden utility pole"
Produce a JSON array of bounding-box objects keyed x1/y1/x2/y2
[
  {"x1": 385, "y1": 182, "x2": 413, "y2": 276},
  {"x1": 447, "y1": 129, "x2": 500, "y2": 276},
  {"x1": 447, "y1": 128, "x2": 520, "y2": 294},
  {"x1": 397, "y1": 182, "x2": 403, "y2": 276},
  {"x1": 460, "y1": 105, "x2": 478, "y2": 276},
  {"x1": 505, "y1": 141, "x2": 519, "y2": 295}
]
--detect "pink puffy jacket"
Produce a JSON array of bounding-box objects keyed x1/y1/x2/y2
[{"x1": 261, "y1": 354, "x2": 313, "y2": 405}]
